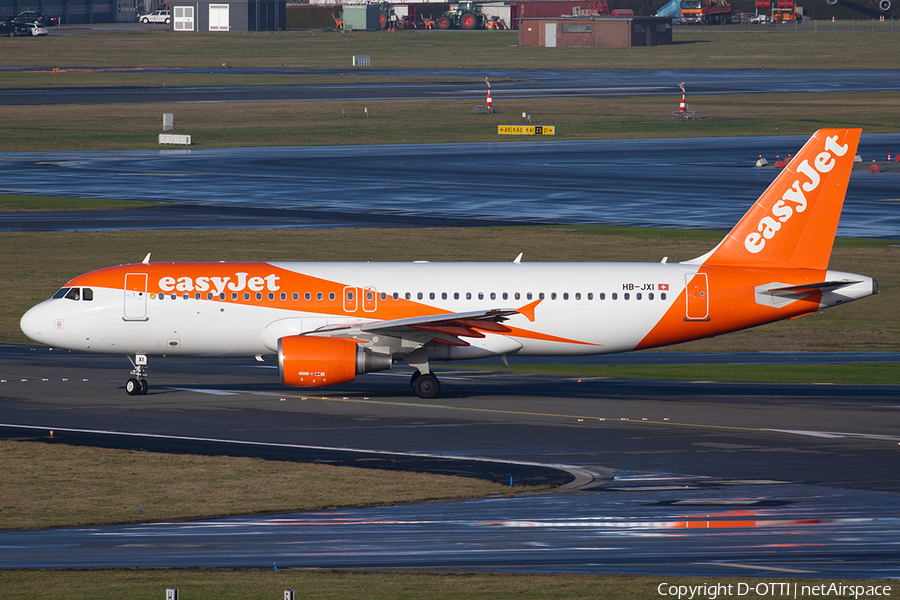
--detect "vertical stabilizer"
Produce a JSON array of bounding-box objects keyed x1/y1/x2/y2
[{"x1": 693, "y1": 129, "x2": 861, "y2": 270}]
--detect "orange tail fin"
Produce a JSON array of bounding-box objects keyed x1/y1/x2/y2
[{"x1": 695, "y1": 129, "x2": 861, "y2": 270}]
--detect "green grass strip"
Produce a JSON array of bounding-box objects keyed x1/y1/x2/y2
[{"x1": 0, "y1": 195, "x2": 164, "y2": 213}]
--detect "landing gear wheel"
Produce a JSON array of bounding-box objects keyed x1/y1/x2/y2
[
  {"x1": 126, "y1": 378, "x2": 141, "y2": 396},
  {"x1": 138, "y1": 379, "x2": 149, "y2": 395},
  {"x1": 412, "y1": 373, "x2": 440, "y2": 399}
]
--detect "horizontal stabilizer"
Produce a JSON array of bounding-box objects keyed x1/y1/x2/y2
[{"x1": 766, "y1": 281, "x2": 859, "y2": 297}]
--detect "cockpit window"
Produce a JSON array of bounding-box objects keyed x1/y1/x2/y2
[
  {"x1": 52, "y1": 287, "x2": 70, "y2": 299},
  {"x1": 82, "y1": 288, "x2": 93, "y2": 301},
  {"x1": 64, "y1": 288, "x2": 81, "y2": 301}
]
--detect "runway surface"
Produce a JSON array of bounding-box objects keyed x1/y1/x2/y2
[
  {"x1": 4, "y1": 69, "x2": 900, "y2": 104},
  {"x1": 3, "y1": 134, "x2": 899, "y2": 237},
  {"x1": 1, "y1": 344, "x2": 898, "y2": 576}
]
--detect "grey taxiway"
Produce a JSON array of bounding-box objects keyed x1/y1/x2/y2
[{"x1": 1, "y1": 345, "x2": 899, "y2": 577}]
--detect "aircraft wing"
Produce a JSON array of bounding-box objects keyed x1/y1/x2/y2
[{"x1": 308, "y1": 300, "x2": 540, "y2": 348}]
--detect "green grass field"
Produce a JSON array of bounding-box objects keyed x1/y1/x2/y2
[
  {"x1": 0, "y1": 29, "x2": 898, "y2": 70},
  {"x1": 0, "y1": 440, "x2": 540, "y2": 530},
  {"x1": 3, "y1": 570, "x2": 891, "y2": 600},
  {"x1": 2, "y1": 92, "x2": 899, "y2": 150}
]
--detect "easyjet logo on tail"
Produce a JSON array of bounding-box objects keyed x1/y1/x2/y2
[{"x1": 744, "y1": 135, "x2": 849, "y2": 254}]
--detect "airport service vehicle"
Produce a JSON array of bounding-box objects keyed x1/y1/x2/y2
[
  {"x1": 681, "y1": 0, "x2": 732, "y2": 23},
  {"x1": 21, "y1": 129, "x2": 876, "y2": 399},
  {"x1": 437, "y1": 1, "x2": 486, "y2": 29},
  {"x1": 138, "y1": 9, "x2": 171, "y2": 23},
  {"x1": 11, "y1": 11, "x2": 59, "y2": 26}
]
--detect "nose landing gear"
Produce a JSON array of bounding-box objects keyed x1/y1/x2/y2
[{"x1": 126, "y1": 354, "x2": 149, "y2": 396}]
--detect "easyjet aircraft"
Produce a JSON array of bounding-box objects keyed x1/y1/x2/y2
[{"x1": 20, "y1": 129, "x2": 877, "y2": 398}]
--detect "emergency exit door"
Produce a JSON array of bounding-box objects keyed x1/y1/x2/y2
[
  {"x1": 684, "y1": 272, "x2": 709, "y2": 321},
  {"x1": 124, "y1": 273, "x2": 148, "y2": 321}
]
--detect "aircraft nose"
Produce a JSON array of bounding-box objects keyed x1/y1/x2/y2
[{"x1": 20, "y1": 304, "x2": 44, "y2": 343}]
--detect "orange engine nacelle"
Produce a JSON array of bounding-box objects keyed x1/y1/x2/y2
[{"x1": 278, "y1": 336, "x2": 392, "y2": 388}]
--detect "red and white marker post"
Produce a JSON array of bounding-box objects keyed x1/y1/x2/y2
[
  {"x1": 485, "y1": 77, "x2": 493, "y2": 114},
  {"x1": 679, "y1": 82, "x2": 686, "y2": 119}
]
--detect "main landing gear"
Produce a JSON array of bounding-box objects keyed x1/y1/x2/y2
[
  {"x1": 404, "y1": 347, "x2": 440, "y2": 399},
  {"x1": 126, "y1": 354, "x2": 149, "y2": 396},
  {"x1": 410, "y1": 369, "x2": 440, "y2": 399}
]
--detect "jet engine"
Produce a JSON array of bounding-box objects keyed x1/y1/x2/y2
[{"x1": 278, "y1": 335, "x2": 391, "y2": 387}]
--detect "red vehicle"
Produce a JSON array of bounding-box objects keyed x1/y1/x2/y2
[{"x1": 680, "y1": 0, "x2": 732, "y2": 23}]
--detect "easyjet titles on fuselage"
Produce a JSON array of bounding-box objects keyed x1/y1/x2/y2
[{"x1": 158, "y1": 273, "x2": 281, "y2": 294}]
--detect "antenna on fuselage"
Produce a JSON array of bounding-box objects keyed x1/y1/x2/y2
[
  {"x1": 142, "y1": 253, "x2": 151, "y2": 264},
  {"x1": 513, "y1": 253, "x2": 523, "y2": 264}
]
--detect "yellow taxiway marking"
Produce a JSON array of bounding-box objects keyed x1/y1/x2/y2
[{"x1": 244, "y1": 392, "x2": 898, "y2": 444}]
